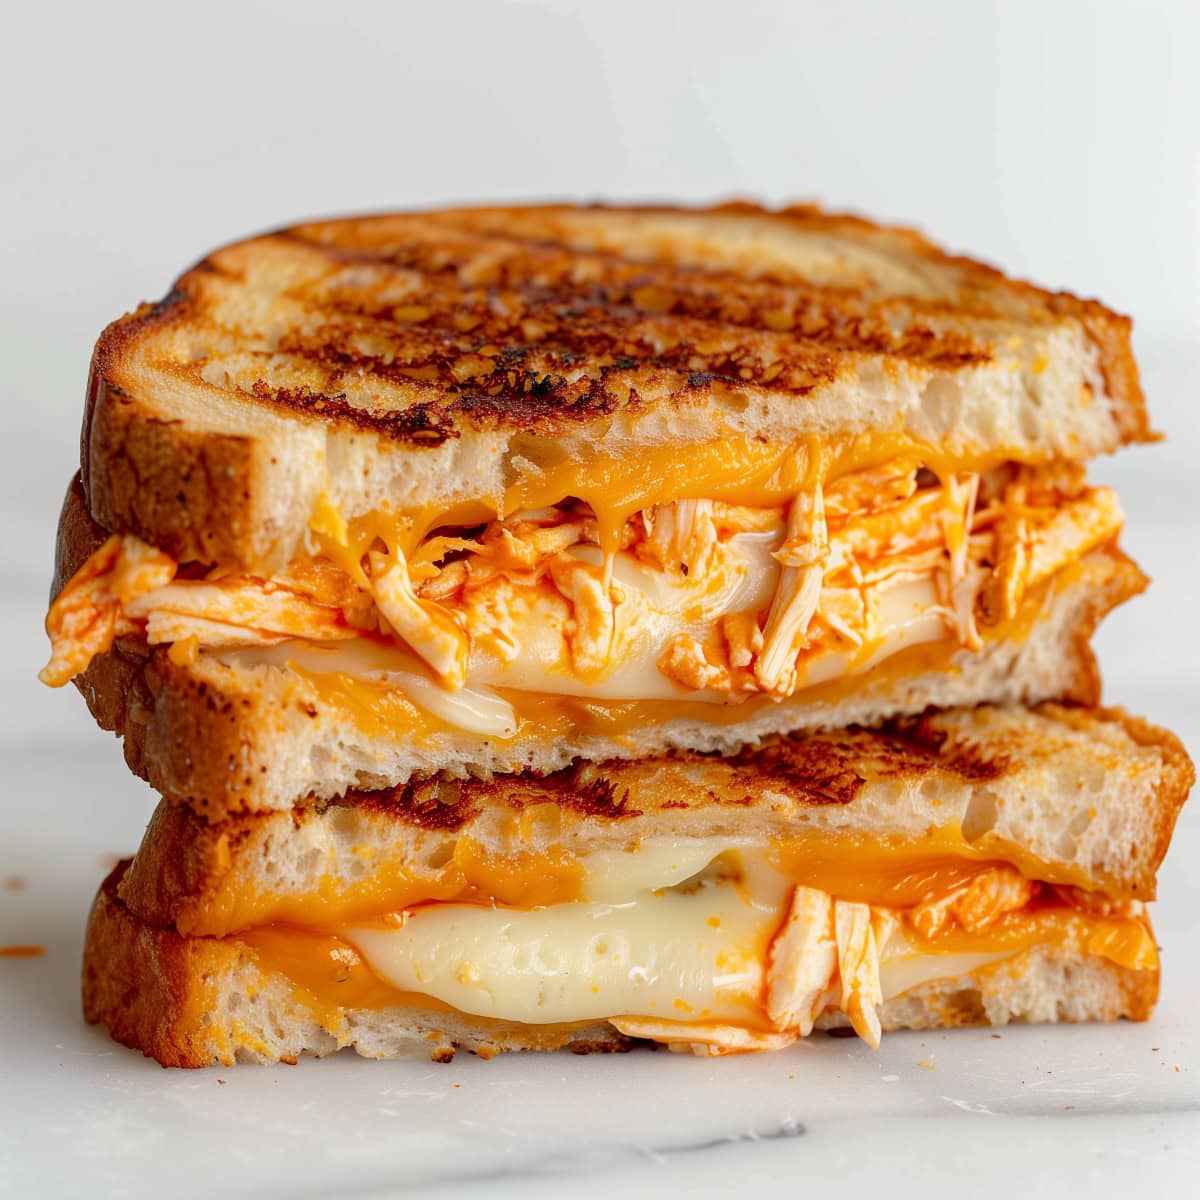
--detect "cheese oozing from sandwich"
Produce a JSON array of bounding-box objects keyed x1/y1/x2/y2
[{"x1": 41, "y1": 435, "x2": 1124, "y2": 740}]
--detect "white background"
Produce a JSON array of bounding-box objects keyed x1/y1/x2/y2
[{"x1": 1, "y1": 2, "x2": 1198, "y2": 1195}]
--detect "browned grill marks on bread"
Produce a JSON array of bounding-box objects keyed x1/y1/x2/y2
[
  {"x1": 325, "y1": 723, "x2": 1005, "y2": 823},
  {"x1": 344, "y1": 778, "x2": 480, "y2": 832},
  {"x1": 880, "y1": 712, "x2": 1010, "y2": 781},
  {"x1": 90, "y1": 202, "x2": 1149, "y2": 449}
]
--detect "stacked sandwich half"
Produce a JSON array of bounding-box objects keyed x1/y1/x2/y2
[{"x1": 42, "y1": 204, "x2": 1193, "y2": 1065}]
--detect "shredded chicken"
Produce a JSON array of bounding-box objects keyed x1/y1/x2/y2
[
  {"x1": 834, "y1": 900, "x2": 885, "y2": 1048},
  {"x1": 938, "y1": 474, "x2": 984, "y2": 650},
  {"x1": 756, "y1": 482, "x2": 828, "y2": 694},
  {"x1": 823, "y1": 456, "x2": 920, "y2": 518},
  {"x1": 478, "y1": 516, "x2": 593, "y2": 574},
  {"x1": 656, "y1": 634, "x2": 733, "y2": 693},
  {"x1": 766, "y1": 886, "x2": 837, "y2": 1035},
  {"x1": 546, "y1": 559, "x2": 619, "y2": 678},
  {"x1": 609, "y1": 1017, "x2": 797, "y2": 1056},
  {"x1": 126, "y1": 580, "x2": 359, "y2": 647},
  {"x1": 982, "y1": 466, "x2": 1121, "y2": 622},
  {"x1": 908, "y1": 866, "x2": 1035, "y2": 940},
  {"x1": 639, "y1": 499, "x2": 720, "y2": 577},
  {"x1": 367, "y1": 548, "x2": 469, "y2": 688},
  {"x1": 40, "y1": 535, "x2": 176, "y2": 686}
]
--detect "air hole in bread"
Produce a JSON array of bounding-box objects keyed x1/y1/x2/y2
[
  {"x1": 942, "y1": 986, "x2": 986, "y2": 1024},
  {"x1": 507, "y1": 435, "x2": 569, "y2": 474},
  {"x1": 1018, "y1": 393, "x2": 1042, "y2": 440},
  {"x1": 918, "y1": 376, "x2": 962, "y2": 440},
  {"x1": 709, "y1": 383, "x2": 750, "y2": 414},
  {"x1": 424, "y1": 842, "x2": 455, "y2": 870},
  {"x1": 960, "y1": 788, "x2": 998, "y2": 843},
  {"x1": 1053, "y1": 830, "x2": 1077, "y2": 861},
  {"x1": 330, "y1": 806, "x2": 364, "y2": 844}
]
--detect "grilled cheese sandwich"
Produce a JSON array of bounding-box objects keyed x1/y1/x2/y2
[{"x1": 46, "y1": 203, "x2": 1188, "y2": 1068}]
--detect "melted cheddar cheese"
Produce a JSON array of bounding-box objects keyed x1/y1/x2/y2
[{"x1": 177, "y1": 821, "x2": 1122, "y2": 940}]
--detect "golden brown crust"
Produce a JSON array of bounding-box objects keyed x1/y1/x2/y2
[
  {"x1": 83, "y1": 862, "x2": 227, "y2": 1068},
  {"x1": 82, "y1": 356, "x2": 276, "y2": 568},
  {"x1": 79, "y1": 202, "x2": 1151, "y2": 567}
]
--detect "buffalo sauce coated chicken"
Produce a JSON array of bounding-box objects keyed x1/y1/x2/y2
[
  {"x1": 41, "y1": 459, "x2": 1123, "y2": 701},
  {"x1": 600, "y1": 865, "x2": 1153, "y2": 1056}
]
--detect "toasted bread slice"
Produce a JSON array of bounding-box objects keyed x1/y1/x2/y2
[
  {"x1": 84, "y1": 861, "x2": 1159, "y2": 1067},
  {"x1": 83, "y1": 203, "x2": 1151, "y2": 573},
  {"x1": 116, "y1": 705, "x2": 1193, "y2": 938}
]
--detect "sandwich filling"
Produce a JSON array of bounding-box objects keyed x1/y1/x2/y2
[
  {"x1": 43, "y1": 434, "x2": 1122, "y2": 741},
  {"x1": 226, "y1": 839, "x2": 1154, "y2": 1055}
]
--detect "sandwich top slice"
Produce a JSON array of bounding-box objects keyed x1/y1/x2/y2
[
  {"x1": 44, "y1": 204, "x2": 1152, "y2": 812},
  {"x1": 84, "y1": 704, "x2": 1193, "y2": 1066},
  {"x1": 81, "y1": 203, "x2": 1151, "y2": 573}
]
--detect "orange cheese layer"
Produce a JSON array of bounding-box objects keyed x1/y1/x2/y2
[
  {"x1": 236, "y1": 906, "x2": 1156, "y2": 1024},
  {"x1": 502, "y1": 431, "x2": 1024, "y2": 552},
  {"x1": 180, "y1": 822, "x2": 1121, "y2": 940},
  {"x1": 903, "y1": 904, "x2": 1158, "y2": 972},
  {"x1": 320, "y1": 432, "x2": 951, "y2": 566},
  {"x1": 177, "y1": 838, "x2": 586, "y2": 937}
]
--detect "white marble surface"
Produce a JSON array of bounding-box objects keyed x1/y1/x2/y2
[{"x1": 1, "y1": 337, "x2": 1197, "y2": 1197}]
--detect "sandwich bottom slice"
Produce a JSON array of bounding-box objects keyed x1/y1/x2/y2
[{"x1": 83, "y1": 704, "x2": 1193, "y2": 1067}]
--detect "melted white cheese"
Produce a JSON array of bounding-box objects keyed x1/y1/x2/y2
[
  {"x1": 578, "y1": 839, "x2": 743, "y2": 903},
  {"x1": 345, "y1": 854, "x2": 792, "y2": 1026},
  {"x1": 341, "y1": 850, "x2": 1014, "y2": 1032},
  {"x1": 222, "y1": 562, "x2": 953, "y2": 735}
]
